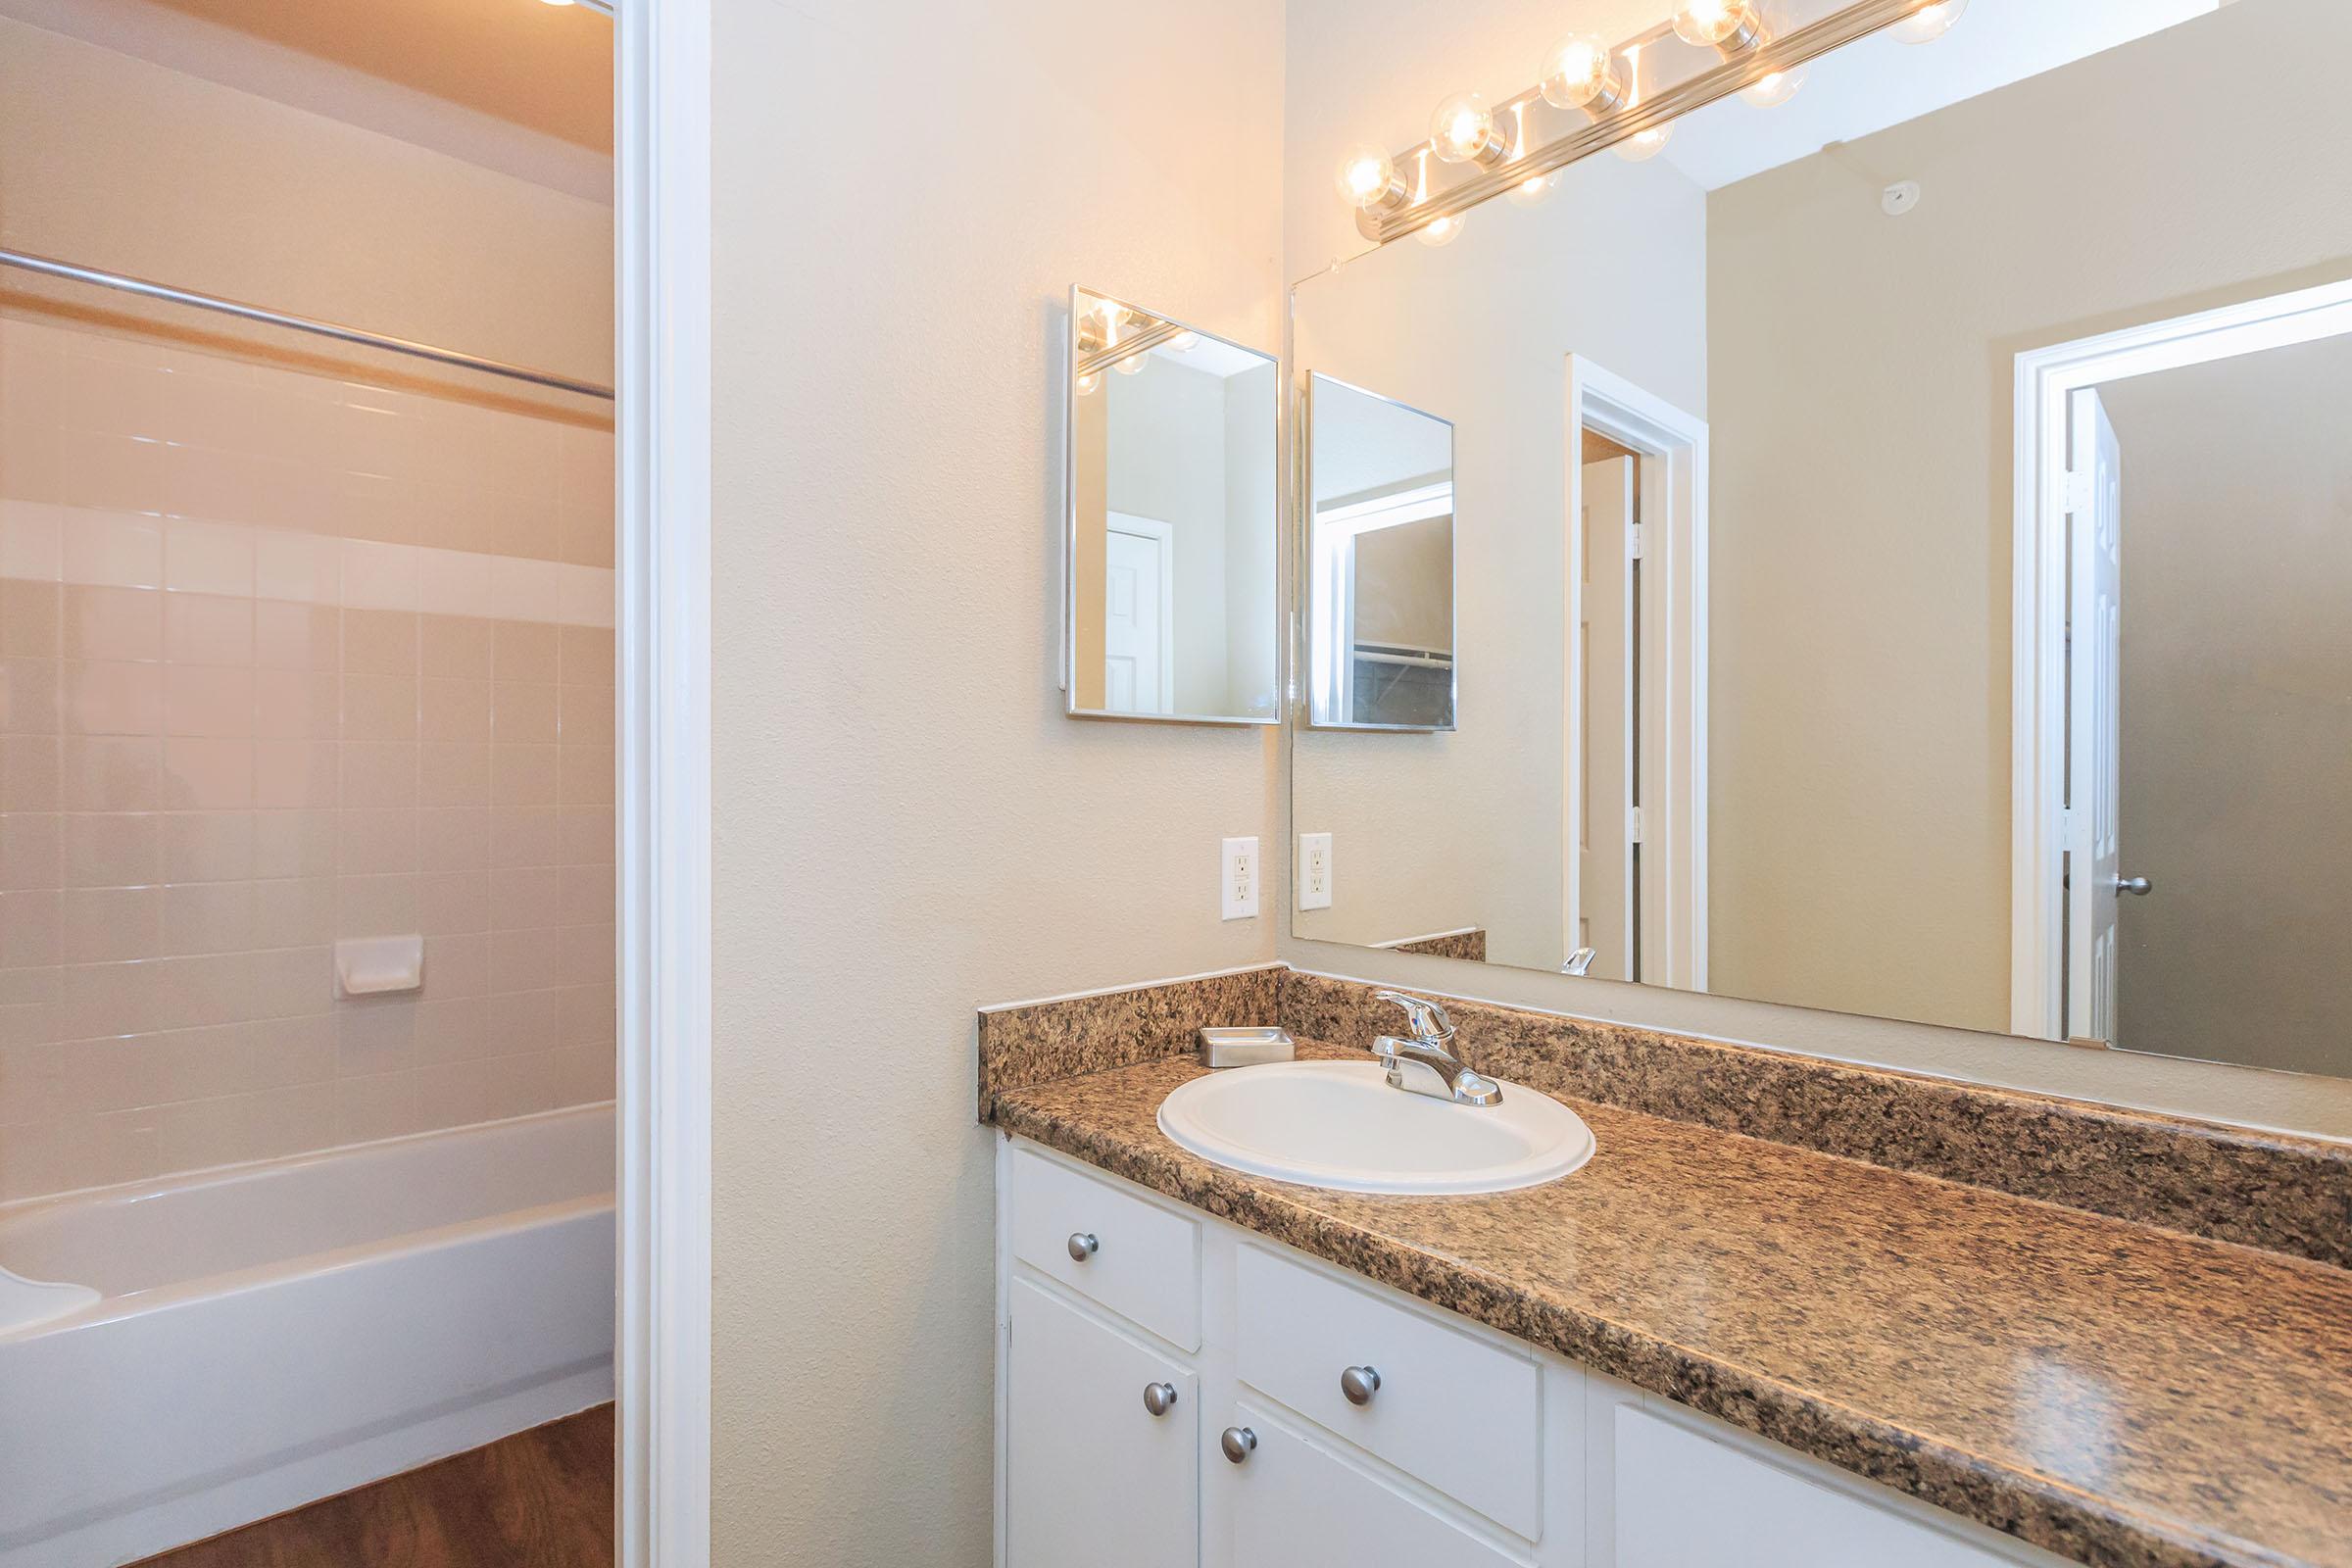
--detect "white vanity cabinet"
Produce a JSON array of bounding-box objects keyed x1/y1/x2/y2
[{"x1": 995, "y1": 1138, "x2": 2069, "y2": 1568}]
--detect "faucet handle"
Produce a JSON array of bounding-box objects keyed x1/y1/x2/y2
[{"x1": 1372, "y1": 989, "x2": 1452, "y2": 1042}]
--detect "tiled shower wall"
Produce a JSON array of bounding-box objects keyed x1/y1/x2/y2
[{"x1": 0, "y1": 315, "x2": 615, "y2": 1202}]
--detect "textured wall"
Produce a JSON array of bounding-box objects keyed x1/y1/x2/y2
[{"x1": 708, "y1": 0, "x2": 1284, "y2": 1560}]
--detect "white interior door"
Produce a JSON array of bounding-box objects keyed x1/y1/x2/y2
[
  {"x1": 1104, "y1": 514, "x2": 1174, "y2": 715},
  {"x1": 1580, "y1": 456, "x2": 1637, "y2": 981},
  {"x1": 2066, "y1": 388, "x2": 2124, "y2": 1042}
]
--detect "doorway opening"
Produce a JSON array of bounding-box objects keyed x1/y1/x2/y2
[
  {"x1": 1565, "y1": 357, "x2": 1709, "y2": 990},
  {"x1": 2010, "y1": 277, "x2": 2352, "y2": 1054}
]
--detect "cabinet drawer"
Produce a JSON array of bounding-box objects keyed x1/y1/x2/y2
[
  {"x1": 1616, "y1": 1405, "x2": 2018, "y2": 1567},
  {"x1": 1224, "y1": 1403, "x2": 1519, "y2": 1568},
  {"x1": 1235, "y1": 1245, "x2": 1541, "y2": 1539},
  {"x1": 1006, "y1": 1279, "x2": 1197, "y2": 1568},
  {"x1": 1009, "y1": 1146, "x2": 1200, "y2": 1350}
]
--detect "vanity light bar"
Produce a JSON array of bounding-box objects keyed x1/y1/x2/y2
[
  {"x1": 1351, "y1": 0, "x2": 1936, "y2": 246},
  {"x1": 1074, "y1": 318, "x2": 1189, "y2": 379}
]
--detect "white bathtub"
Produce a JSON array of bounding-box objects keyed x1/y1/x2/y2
[{"x1": 0, "y1": 1103, "x2": 614, "y2": 1568}]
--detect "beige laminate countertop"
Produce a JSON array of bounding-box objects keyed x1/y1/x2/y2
[{"x1": 990, "y1": 1042, "x2": 2352, "y2": 1568}]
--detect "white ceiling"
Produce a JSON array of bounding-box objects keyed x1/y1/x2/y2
[{"x1": 1661, "y1": 0, "x2": 2222, "y2": 191}]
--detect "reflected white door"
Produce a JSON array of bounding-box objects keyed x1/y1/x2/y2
[
  {"x1": 1105, "y1": 513, "x2": 1174, "y2": 715},
  {"x1": 2066, "y1": 389, "x2": 2124, "y2": 1042},
  {"x1": 1580, "y1": 457, "x2": 1637, "y2": 981}
]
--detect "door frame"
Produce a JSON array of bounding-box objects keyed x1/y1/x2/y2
[
  {"x1": 1564, "y1": 356, "x2": 1709, "y2": 990},
  {"x1": 614, "y1": 0, "x2": 713, "y2": 1563},
  {"x1": 2008, "y1": 275, "x2": 2352, "y2": 1040},
  {"x1": 1105, "y1": 511, "x2": 1177, "y2": 714}
]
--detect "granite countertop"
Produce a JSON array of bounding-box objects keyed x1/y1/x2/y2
[{"x1": 991, "y1": 1041, "x2": 2352, "y2": 1568}]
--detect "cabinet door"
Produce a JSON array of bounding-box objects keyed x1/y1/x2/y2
[
  {"x1": 1225, "y1": 1404, "x2": 1519, "y2": 1568},
  {"x1": 1615, "y1": 1407, "x2": 2016, "y2": 1567},
  {"x1": 1006, "y1": 1278, "x2": 1198, "y2": 1568}
]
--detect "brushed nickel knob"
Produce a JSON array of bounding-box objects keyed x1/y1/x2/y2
[
  {"x1": 1066, "y1": 1232, "x2": 1099, "y2": 1262},
  {"x1": 1220, "y1": 1426, "x2": 1257, "y2": 1464},
  {"x1": 2114, "y1": 874, "x2": 2153, "y2": 897},
  {"x1": 1340, "y1": 1365, "x2": 1382, "y2": 1405},
  {"x1": 1142, "y1": 1382, "x2": 1178, "y2": 1417}
]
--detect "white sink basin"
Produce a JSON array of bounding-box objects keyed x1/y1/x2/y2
[{"x1": 1156, "y1": 1061, "x2": 1594, "y2": 1195}]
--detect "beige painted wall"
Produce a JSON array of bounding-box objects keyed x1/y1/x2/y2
[
  {"x1": 2099, "y1": 336, "x2": 2352, "y2": 1077},
  {"x1": 1291, "y1": 151, "x2": 1706, "y2": 969},
  {"x1": 0, "y1": 15, "x2": 612, "y2": 407},
  {"x1": 709, "y1": 0, "x2": 1283, "y2": 1560},
  {"x1": 1702, "y1": 0, "x2": 2352, "y2": 1033}
]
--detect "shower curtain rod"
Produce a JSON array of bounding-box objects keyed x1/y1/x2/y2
[{"x1": 0, "y1": 247, "x2": 615, "y2": 401}]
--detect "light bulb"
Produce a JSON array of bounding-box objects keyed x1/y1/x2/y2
[
  {"x1": 1506, "y1": 174, "x2": 1554, "y2": 207},
  {"x1": 1335, "y1": 146, "x2": 1405, "y2": 211},
  {"x1": 1538, "y1": 32, "x2": 1625, "y2": 114},
  {"x1": 1740, "y1": 65, "x2": 1807, "y2": 108},
  {"x1": 1076, "y1": 370, "x2": 1102, "y2": 396},
  {"x1": 1672, "y1": 0, "x2": 1761, "y2": 52},
  {"x1": 1613, "y1": 125, "x2": 1673, "y2": 164},
  {"x1": 1429, "y1": 92, "x2": 1502, "y2": 165},
  {"x1": 538, "y1": 0, "x2": 576, "y2": 7},
  {"x1": 1889, "y1": 0, "x2": 1967, "y2": 43},
  {"x1": 1413, "y1": 212, "x2": 1468, "y2": 248},
  {"x1": 1114, "y1": 355, "x2": 1147, "y2": 376},
  {"x1": 1166, "y1": 330, "x2": 1199, "y2": 352}
]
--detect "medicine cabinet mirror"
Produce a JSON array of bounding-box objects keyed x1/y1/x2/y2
[
  {"x1": 1290, "y1": 0, "x2": 2352, "y2": 1081},
  {"x1": 1304, "y1": 374, "x2": 1457, "y2": 731},
  {"x1": 1064, "y1": 288, "x2": 1280, "y2": 725}
]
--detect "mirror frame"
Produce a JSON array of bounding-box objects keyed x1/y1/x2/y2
[
  {"x1": 1061, "y1": 284, "x2": 1282, "y2": 728},
  {"x1": 1296, "y1": 369, "x2": 1459, "y2": 734}
]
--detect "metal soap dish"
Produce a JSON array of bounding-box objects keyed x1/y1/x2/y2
[{"x1": 1197, "y1": 1027, "x2": 1295, "y2": 1068}]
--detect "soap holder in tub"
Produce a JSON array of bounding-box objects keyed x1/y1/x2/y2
[{"x1": 336, "y1": 935, "x2": 425, "y2": 998}]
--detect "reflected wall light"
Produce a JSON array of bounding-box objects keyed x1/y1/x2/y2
[{"x1": 1890, "y1": 0, "x2": 1967, "y2": 43}]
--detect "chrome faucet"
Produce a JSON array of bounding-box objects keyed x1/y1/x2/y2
[{"x1": 1369, "y1": 990, "x2": 1501, "y2": 1107}]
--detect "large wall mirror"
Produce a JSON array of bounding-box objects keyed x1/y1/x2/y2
[
  {"x1": 1292, "y1": 0, "x2": 2352, "y2": 1078},
  {"x1": 1066, "y1": 288, "x2": 1281, "y2": 724}
]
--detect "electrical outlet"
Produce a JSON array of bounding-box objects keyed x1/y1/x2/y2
[
  {"x1": 1221, "y1": 837, "x2": 1259, "y2": 920},
  {"x1": 1298, "y1": 833, "x2": 1333, "y2": 910}
]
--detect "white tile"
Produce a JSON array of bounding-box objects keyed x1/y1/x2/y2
[
  {"x1": 61, "y1": 511, "x2": 164, "y2": 590},
  {"x1": 0, "y1": 502, "x2": 64, "y2": 582},
  {"x1": 557, "y1": 565, "x2": 616, "y2": 630},
  {"x1": 494, "y1": 555, "x2": 564, "y2": 624},
  {"x1": 253, "y1": 529, "x2": 340, "y2": 605},
  {"x1": 417, "y1": 547, "x2": 500, "y2": 619},
  {"x1": 340, "y1": 539, "x2": 419, "y2": 612},
  {"x1": 164, "y1": 518, "x2": 256, "y2": 597}
]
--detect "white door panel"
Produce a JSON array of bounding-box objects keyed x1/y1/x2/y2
[
  {"x1": 2066, "y1": 389, "x2": 2124, "y2": 1042},
  {"x1": 1579, "y1": 456, "x2": 1637, "y2": 981}
]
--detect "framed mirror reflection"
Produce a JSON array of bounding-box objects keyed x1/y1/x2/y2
[
  {"x1": 1065, "y1": 288, "x2": 1281, "y2": 725},
  {"x1": 1289, "y1": 0, "x2": 2352, "y2": 1080}
]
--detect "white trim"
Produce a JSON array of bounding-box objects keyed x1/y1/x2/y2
[
  {"x1": 1565, "y1": 357, "x2": 1710, "y2": 992},
  {"x1": 615, "y1": 0, "x2": 711, "y2": 1562},
  {"x1": 2007, "y1": 275, "x2": 2352, "y2": 1040}
]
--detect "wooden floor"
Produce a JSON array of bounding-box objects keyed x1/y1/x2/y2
[{"x1": 133, "y1": 1405, "x2": 613, "y2": 1567}]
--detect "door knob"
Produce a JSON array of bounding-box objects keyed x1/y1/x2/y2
[
  {"x1": 1066, "y1": 1232, "x2": 1099, "y2": 1262},
  {"x1": 1142, "y1": 1382, "x2": 1178, "y2": 1417},
  {"x1": 1219, "y1": 1426, "x2": 1257, "y2": 1464},
  {"x1": 1340, "y1": 1365, "x2": 1382, "y2": 1405},
  {"x1": 2113, "y1": 874, "x2": 2152, "y2": 897}
]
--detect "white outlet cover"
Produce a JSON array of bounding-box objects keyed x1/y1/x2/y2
[
  {"x1": 1221, "y1": 836, "x2": 1259, "y2": 920},
  {"x1": 1298, "y1": 832, "x2": 1333, "y2": 910}
]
